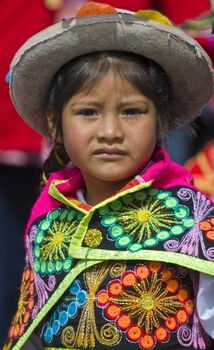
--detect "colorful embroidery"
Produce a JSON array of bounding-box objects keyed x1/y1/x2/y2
[
  {"x1": 200, "y1": 217, "x2": 214, "y2": 241},
  {"x1": 9, "y1": 184, "x2": 214, "y2": 348},
  {"x1": 40, "y1": 261, "x2": 199, "y2": 349},
  {"x1": 164, "y1": 188, "x2": 214, "y2": 260},
  {"x1": 42, "y1": 262, "x2": 121, "y2": 348},
  {"x1": 95, "y1": 189, "x2": 193, "y2": 251},
  {"x1": 26, "y1": 225, "x2": 56, "y2": 319},
  {"x1": 42, "y1": 280, "x2": 88, "y2": 344},
  {"x1": 96, "y1": 261, "x2": 193, "y2": 349},
  {"x1": 84, "y1": 228, "x2": 103, "y2": 247},
  {"x1": 60, "y1": 262, "x2": 121, "y2": 348},
  {"x1": 8, "y1": 268, "x2": 35, "y2": 339},
  {"x1": 33, "y1": 207, "x2": 81, "y2": 276}
]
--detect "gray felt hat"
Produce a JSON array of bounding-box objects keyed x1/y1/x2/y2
[{"x1": 9, "y1": 8, "x2": 213, "y2": 136}]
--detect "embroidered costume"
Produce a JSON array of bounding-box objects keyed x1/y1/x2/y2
[
  {"x1": 4, "y1": 148, "x2": 214, "y2": 350},
  {"x1": 5, "y1": 2, "x2": 214, "y2": 349}
]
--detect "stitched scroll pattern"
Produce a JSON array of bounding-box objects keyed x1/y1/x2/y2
[{"x1": 164, "y1": 188, "x2": 214, "y2": 260}]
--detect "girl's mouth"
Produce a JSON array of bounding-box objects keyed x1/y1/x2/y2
[{"x1": 93, "y1": 148, "x2": 127, "y2": 160}]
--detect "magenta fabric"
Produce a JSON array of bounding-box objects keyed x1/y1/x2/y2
[{"x1": 24, "y1": 147, "x2": 196, "y2": 243}]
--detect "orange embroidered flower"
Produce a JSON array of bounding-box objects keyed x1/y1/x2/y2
[
  {"x1": 8, "y1": 268, "x2": 35, "y2": 339},
  {"x1": 116, "y1": 314, "x2": 131, "y2": 330},
  {"x1": 139, "y1": 334, "x2": 156, "y2": 349},
  {"x1": 155, "y1": 326, "x2": 169, "y2": 342},
  {"x1": 105, "y1": 304, "x2": 121, "y2": 320},
  {"x1": 97, "y1": 290, "x2": 109, "y2": 306},
  {"x1": 122, "y1": 271, "x2": 137, "y2": 287},
  {"x1": 135, "y1": 265, "x2": 150, "y2": 279},
  {"x1": 200, "y1": 217, "x2": 214, "y2": 241},
  {"x1": 127, "y1": 325, "x2": 142, "y2": 342},
  {"x1": 165, "y1": 316, "x2": 177, "y2": 331},
  {"x1": 108, "y1": 280, "x2": 123, "y2": 296},
  {"x1": 161, "y1": 268, "x2": 174, "y2": 282},
  {"x1": 96, "y1": 262, "x2": 194, "y2": 349},
  {"x1": 76, "y1": 1, "x2": 117, "y2": 17}
]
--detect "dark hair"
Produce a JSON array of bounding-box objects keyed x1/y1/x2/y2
[{"x1": 43, "y1": 51, "x2": 172, "y2": 180}]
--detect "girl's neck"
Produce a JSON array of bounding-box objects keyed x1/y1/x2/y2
[{"x1": 83, "y1": 175, "x2": 131, "y2": 206}]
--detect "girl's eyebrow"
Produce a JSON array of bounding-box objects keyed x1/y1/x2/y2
[
  {"x1": 69, "y1": 100, "x2": 102, "y2": 108},
  {"x1": 69, "y1": 96, "x2": 151, "y2": 108},
  {"x1": 118, "y1": 99, "x2": 151, "y2": 107}
]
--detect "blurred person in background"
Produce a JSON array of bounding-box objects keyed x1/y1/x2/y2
[{"x1": 0, "y1": 0, "x2": 61, "y2": 345}]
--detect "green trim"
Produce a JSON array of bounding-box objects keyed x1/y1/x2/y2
[
  {"x1": 12, "y1": 260, "x2": 101, "y2": 350},
  {"x1": 49, "y1": 178, "x2": 153, "y2": 216},
  {"x1": 49, "y1": 181, "x2": 88, "y2": 214},
  {"x1": 86, "y1": 179, "x2": 153, "y2": 209},
  {"x1": 68, "y1": 180, "x2": 153, "y2": 254},
  {"x1": 69, "y1": 246, "x2": 214, "y2": 276}
]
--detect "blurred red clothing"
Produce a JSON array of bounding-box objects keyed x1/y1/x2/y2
[{"x1": 0, "y1": 0, "x2": 56, "y2": 153}]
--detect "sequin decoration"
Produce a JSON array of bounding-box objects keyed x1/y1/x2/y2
[
  {"x1": 98, "y1": 189, "x2": 193, "y2": 251},
  {"x1": 96, "y1": 261, "x2": 194, "y2": 349},
  {"x1": 42, "y1": 280, "x2": 88, "y2": 344},
  {"x1": 84, "y1": 229, "x2": 103, "y2": 247},
  {"x1": 42, "y1": 262, "x2": 121, "y2": 348},
  {"x1": 33, "y1": 207, "x2": 81, "y2": 276},
  {"x1": 8, "y1": 268, "x2": 35, "y2": 339}
]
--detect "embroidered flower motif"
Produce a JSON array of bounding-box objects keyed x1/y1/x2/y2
[
  {"x1": 25, "y1": 226, "x2": 56, "y2": 319},
  {"x1": 96, "y1": 262, "x2": 193, "y2": 349},
  {"x1": 8, "y1": 268, "x2": 34, "y2": 339},
  {"x1": 42, "y1": 280, "x2": 88, "y2": 344},
  {"x1": 99, "y1": 189, "x2": 192, "y2": 251},
  {"x1": 84, "y1": 229, "x2": 103, "y2": 247},
  {"x1": 33, "y1": 207, "x2": 81, "y2": 276},
  {"x1": 164, "y1": 188, "x2": 214, "y2": 260},
  {"x1": 200, "y1": 217, "x2": 214, "y2": 241}
]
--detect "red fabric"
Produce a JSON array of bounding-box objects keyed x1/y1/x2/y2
[
  {"x1": 156, "y1": 0, "x2": 210, "y2": 24},
  {"x1": 0, "y1": 0, "x2": 56, "y2": 153},
  {"x1": 92, "y1": 0, "x2": 210, "y2": 24}
]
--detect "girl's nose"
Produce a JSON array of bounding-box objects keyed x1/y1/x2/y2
[{"x1": 96, "y1": 113, "x2": 123, "y2": 144}]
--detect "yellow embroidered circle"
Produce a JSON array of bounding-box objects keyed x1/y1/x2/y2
[
  {"x1": 53, "y1": 232, "x2": 64, "y2": 245},
  {"x1": 141, "y1": 293, "x2": 155, "y2": 311},
  {"x1": 84, "y1": 229, "x2": 103, "y2": 247},
  {"x1": 137, "y1": 209, "x2": 153, "y2": 223}
]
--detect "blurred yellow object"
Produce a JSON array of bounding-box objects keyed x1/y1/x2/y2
[
  {"x1": 44, "y1": 0, "x2": 63, "y2": 10},
  {"x1": 136, "y1": 10, "x2": 173, "y2": 26}
]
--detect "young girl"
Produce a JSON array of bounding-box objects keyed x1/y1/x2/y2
[{"x1": 4, "y1": 2, "x2": 214, "y2": 349}]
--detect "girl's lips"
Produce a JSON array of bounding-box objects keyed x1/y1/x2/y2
[
  {"x1": 94, "y1": 148, "x2": 127, "y2": 155},
  {"x1": 93, "y1": 148, "x2": 127, "y2": 160}
]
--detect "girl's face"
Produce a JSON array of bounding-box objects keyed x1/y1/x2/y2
[{"x1": 61, "y1": 71, "x2": 157, "y2": 197}]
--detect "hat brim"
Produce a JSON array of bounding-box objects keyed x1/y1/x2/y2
[{"x1": 10, "y1": 13, "x2": 213, "y2": 136}]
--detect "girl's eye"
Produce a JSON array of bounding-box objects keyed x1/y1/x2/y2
[
  {"x1": 122, "y1": 108, "x2": 148, "y2": 116},
  {"x1": 76, "y1": 109, "x2": 98, "y2": 117}
]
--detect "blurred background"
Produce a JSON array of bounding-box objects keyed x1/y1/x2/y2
[{"x1": 0, "y1": 0, "x2": 213, "y2": 345}]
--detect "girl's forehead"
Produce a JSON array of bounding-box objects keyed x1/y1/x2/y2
[
  {"x1": 76, "y1": 70, "x2": 143, "y2": 98},
  {"x1": 67, "y1": 77, "x2": 152, "y2": 108}
]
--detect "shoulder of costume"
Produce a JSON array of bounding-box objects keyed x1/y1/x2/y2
[{"x1": 24, "y1": 167, "x2": 79, "y2": 243}]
